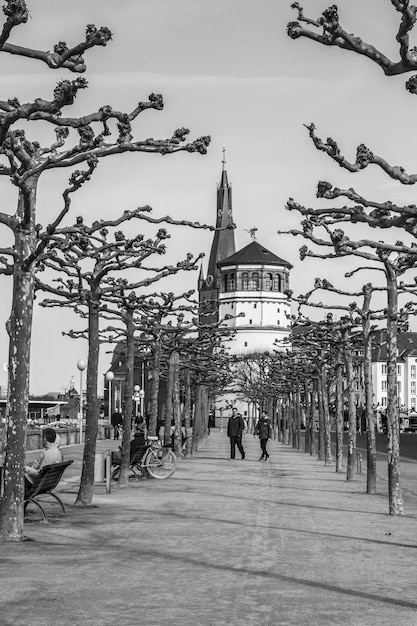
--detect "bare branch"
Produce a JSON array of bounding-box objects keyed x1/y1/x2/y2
[
  {"x1": 288, "y1": 2, "x2": 417, "y2": 80},
  {"x1": 305, "y1": 123, "x2": 417, "y2": 185}
]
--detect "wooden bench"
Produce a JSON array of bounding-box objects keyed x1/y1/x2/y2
[{"x1": 24, "y1": 460, "x2": 73, "y2": 523}]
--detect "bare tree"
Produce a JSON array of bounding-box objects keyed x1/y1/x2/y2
[
  {"x1": 37, "y1": 216, "x2": 204, "y2": 502},
  {"x1": 283, "y1": 1, "x2": 417, "y2": 514},
  {"x1": 0, "y1": 1, "x2": 209, "y2": 541}
]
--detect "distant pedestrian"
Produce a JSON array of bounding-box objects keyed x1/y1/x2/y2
[
  {"x1": 111, "y1": 411, "x2": 123, "y2": 439},
  {"x1": 227, "y1": 408, "x2": 245, "y2": 460},
  {"x1": 254, "y1": 411, "x2": 272, "y2": 461}
]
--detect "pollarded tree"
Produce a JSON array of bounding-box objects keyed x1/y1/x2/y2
[
  {"x1": 37, "y1": 215, "x2": 203, "y2": 504},
  {"x1": 0, "y1": 1, "x2": 210, "y2": 541},
  {"x1": 292, "y1": 279, "x2": 389, "y2": 492},
  {"x1": 284, "y1": 1, "x2": 417, "y2": 515},
  {"x1": 280, "y1": 204, "x2": 417, "y2": 512}
]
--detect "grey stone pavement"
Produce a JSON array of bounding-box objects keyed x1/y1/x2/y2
[{"x1": 3, "y1": 430, "x2": 417, "y2": 626}]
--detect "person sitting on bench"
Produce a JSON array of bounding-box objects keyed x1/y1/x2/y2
[
  {"x1": 25, "y1": 428, "x2": 63, "y2": 484},
  {"x1": 112, "y1": 426, "x2": 147, "y2": 466}
]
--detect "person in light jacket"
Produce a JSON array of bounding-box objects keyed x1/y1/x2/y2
[
  {"x1": 25, "y1": 428, "x2": 63, "y2": 483},
  {"x1": 254, "y1": 411, "x2": 272, "y2": 461}
]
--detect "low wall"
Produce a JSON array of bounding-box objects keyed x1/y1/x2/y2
[{"x1": 0, "y1": 423, "x2": 108, "y2": 453}]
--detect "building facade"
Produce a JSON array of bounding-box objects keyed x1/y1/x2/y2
[{"x1": 372, "y1": 330, "x2": 417, "y2": 413}]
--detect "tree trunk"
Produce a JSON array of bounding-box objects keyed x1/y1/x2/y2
[
  {"x1": 317, "y1": 375, "x2": 325, "y2": 462},
  {"x1": 362, "y1": 285, "x2": 377, "y2": 494},
  {"x1": 75, "y1": 292, "x2": 100, "y2": 506},
  {"x1": 335, "y1": 355, "x2": 344, "y2": 472},
  {"x1": 191, "y1": 377, "x2": 202, "y2": 453},
  {"x1": 119, "y1": 311, "x2": 134, "y2": 488},
  {"x1": 304, "y1": 379, "x2": 310, "y2": 453},
  {"x1": 310, "y1": 379, "x2": 318, "y2": 456},
  {"x1": 320, "y1": 365, "x2": 332, "y2": 466},
  {"x1": 148, "y1": 337, "x2": 161, "y2": 437},
  {"x1": 164, "y1": 351, "x2": 175, "y2": 446},
  {"x1": 385, "y1": 265, "x2": 404, "y2": 514},
  {"x1": 344, "y1": 331, "x2": 356, "y2": 482},
  {"x1": 172, "y1": 352, "x2": 182, "y2": 457},
  {"x1": 296, "y1": 385, "x2": 302, "y2": 450},
  {"x1": 0, "y1": 181, "x2": 37, "y2": 542},
  {"x1": 183, "y1": 367, "x2": 191, "y2": 456},
  {"x1": 289, "y1": 392, "x2": 295, "y2": 448}
]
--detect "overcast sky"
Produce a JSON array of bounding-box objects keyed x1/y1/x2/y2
[{"x1": 1, "y1": 0, "x2": 416, "y2": 395}]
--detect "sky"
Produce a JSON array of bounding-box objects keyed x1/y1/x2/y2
[{"x1": 1, "y1": 0, "x2": 417, "y2": 395}]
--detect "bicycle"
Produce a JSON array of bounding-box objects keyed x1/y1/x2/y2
[{"x1": 111, "y1": 436, "x2": 177, "y2": 480}]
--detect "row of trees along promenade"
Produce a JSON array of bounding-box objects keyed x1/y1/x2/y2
[
  {"x1": 2, "y1": 1, "x2": 417, "y2": 542},
  {"x1": 0, "y1": 0, "x2": 243, "y2": 543}
]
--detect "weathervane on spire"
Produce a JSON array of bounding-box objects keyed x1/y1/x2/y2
[{"x1": 245, "y1": 227, "x2": 258, "y2": 241}]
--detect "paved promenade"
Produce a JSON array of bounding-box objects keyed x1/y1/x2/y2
[{"x1": 3, "y1": 430, "x2": 417, "y2": 625}]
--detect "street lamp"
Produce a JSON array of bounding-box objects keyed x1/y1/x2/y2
[
  {"x1": 77, "y1": 359, "x2": 86, "y2": 444},
  {"x1": 139, "y1": 388, "x2": 145, "y2": 418},
  {"x1": 133, "y1": 384, "x2": 140, "y2": 417},
  {"x1": 106, "y1": 371, "x2": 114, "y2": 426}
]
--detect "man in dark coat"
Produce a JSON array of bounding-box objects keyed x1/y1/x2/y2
[
  {"x1": 254, "y1": 410, "x2": 272, "y2": 461},
  {"x1": 227, "y1": 408, "x2": 245, "y2": 460}
]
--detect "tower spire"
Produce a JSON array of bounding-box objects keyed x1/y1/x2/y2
[{"x1": 198, "y1": 150, "x2": 236, "y2": 323}]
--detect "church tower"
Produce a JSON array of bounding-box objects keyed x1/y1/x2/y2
[{"x1": 199, "y1": 149, "x2": 235, "y2": 325}]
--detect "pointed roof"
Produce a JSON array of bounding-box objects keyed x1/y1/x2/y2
[
  {"x1": 203, "y1": 156, "x2": 236, "y2": 286},
  {"x1": 217, "y1": 240, "x2": 292, "y2": 268}
]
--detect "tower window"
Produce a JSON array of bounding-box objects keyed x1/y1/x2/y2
[
  {"x1": 223, "y1": 272, "x2": 235, "y2": 292},
  {"x1": 244, "y1": 342, "x2": 248, "y2": 347},
  {"x1": 273, "y1": 274, "x2": 282, "y2": 291},
  {"x1": 249, "y1": 319, "x2": 252, "y2": 324},
  {"x1": 265, "y1": 273, "x2": 273, "y2": 291},
  {"x1": 250, "y1": 272, "x2": 259, "y2": 290},
  {"x1": 254, "y1": 303, "x2": 257, "y2": 309},
  {"x1": 241, "y1": 272, "x2": 249, "y2": 290}
]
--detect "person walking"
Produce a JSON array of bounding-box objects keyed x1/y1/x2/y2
[
  {"x1": 227, "y1": 408, "x2": 245, "y2": 460},
  {"x1": 254, "y1": 411, "x2": 272, "y2": 461}
]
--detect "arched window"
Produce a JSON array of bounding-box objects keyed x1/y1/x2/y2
[
  {"x1": 273, "y1": 274, "x2": 282, "y2": 291},
  {"x1": 250, "y1": 272, "x2": 259, "y2": 290},
  {"x1": 241, "y1": 272, "x2": 249, "y2": 290},
  {"x1": 222, "y1": 274, "x2": 228, "y2": 292},
  {"x1": 265, "y1": 273, "x2": 273, "y2": 291}
]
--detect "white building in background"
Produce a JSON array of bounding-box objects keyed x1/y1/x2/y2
[
  {"x1": 372, "y1": 331, "x2": 417, "y2": 429},
  {"x1": 198, "y1": 156, "x2": 292, "y2": 423},
  {"x1": 216, "y1": 240, "x2": 292, "y2": 354}
]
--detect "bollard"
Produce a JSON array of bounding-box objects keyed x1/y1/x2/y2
[
  {"x1": 105, "y1": 449, "x2": 112, "y2": 494},
  {"x1": 94, "y1": 452, "x2": 106, "y2": 482},
  {"x1": 356, "y1": 452, "x2": 362, "y2": 474}
]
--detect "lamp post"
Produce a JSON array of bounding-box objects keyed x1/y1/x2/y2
[
  {"x1": 105, "y1": 371, "x2": 114, "y2": 427},
  {"x1": 133, "y1": 384, "x2": 140, "y2": 418},
  {"x1": 77, "y1": 360, "x2": 86, "y2": 444},
  {"x1": 139, "y1": 388, "x2": 145, "y2": 418}
]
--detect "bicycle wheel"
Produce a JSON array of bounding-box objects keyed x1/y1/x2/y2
[{"x1": 145, "y1": 448, "x2": 177, "y2": 479}]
